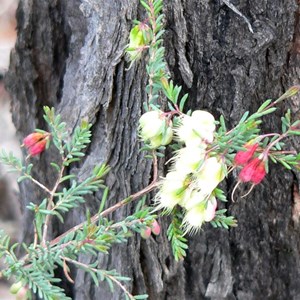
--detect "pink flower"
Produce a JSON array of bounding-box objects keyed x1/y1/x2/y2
[
  {"x1": 234, "y1": 143, "x2": 258, "y2": 165},
  {"x1": 28, "y1": 139, "x2": 47, "y2": 156},
  {"x1": 239, "y1": 157, "x2": 266, "y2": 184},
  {"x1": 249, "y1": 161, "x2": 266, "y2": 184},
  {"x1": 204, "y1": 197, "x2": 217, "y2": 222},
  {"x1": 23, "y1": 132, "x2": 49, "y2": 156},
  {"x1": 150, "y1": 220, "x2": 161, "y2": 235},
  {"x1": 23, "y1": 132, "x2": 45, "y2": 148},
  {"x1": 140, "y1": 227, "x2": 152, "y2": 239}
]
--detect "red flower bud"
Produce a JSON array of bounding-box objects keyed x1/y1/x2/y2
[
  {"x1": 28, "y1": 139, "x2": 47, "y2": 156},
  {"x1": 250, "y1": 161, "x2": 266, "y2": 184},
  {"x1": 23, "y1": 132, "x2": 45, "y2": 148},
  {"x1": 234, "y1": 143, "x2": 258, "y2": 165},
  {"x1": 23, "y1": 132, "x2": 50, "y2": 157},
  {"x1": 239, "y1": 157, "x2": 266, "y2": 184}
]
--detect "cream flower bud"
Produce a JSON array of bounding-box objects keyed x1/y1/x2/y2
[
  {"x1": 10, "y1": 281, "x2": 23, "y2": 294},
  {"x1": 147, "y1": 124, "x2": 173, "y2": 149},
  {"x1": 183, "y1": 203, "x2": 206, "y2": 233},
  {"x1": 182, "y1": 196, "x2": 217, "y2": 233},
  {"x1": 139, "y1": 110, "x2": 173, "y2": 148},
  {"x1": 194, "y1": 157, "x2": 225, "y2": 195},
  {"x1": 126, "y1": 24, "x2": 147, "y2": 61},
  {"x1": 149, "y1": 135, "x2": 164, "y2": 149},
  {"x1": 155, "y1": 171, "x2": 190, "y2": 211},
  {"x1": 191, "y1": 110, "x2": 216, "y2": 142},
  {"x1": 181, "y1": 189, "x2": 206, "y2": 210},
  {"x1": 176, "y1": 110, "x2": 216, "y2": 146},
  {"x1": 139, "y1": 110, "x2": 165, "y2": 140},
  {"x1": 173, "y1": 146, "x2": 206, "y2": 175},
  {"x1": 161, "y1": 126, "x2": 173, "y2": 146}
]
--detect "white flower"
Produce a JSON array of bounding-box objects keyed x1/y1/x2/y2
[
  {"x1": 182, "y1": 196, "x2": 218, "y2": 234},
  {"x1": 173, "y1": 146, "x2": 206, "y2": 175},
  {"x1": 176, "y1": 110, "x2": 216, "y2": 146},
  {"x1": 191, "y1": 110, "x2": 216, "y2": 143},
  {"x1": 155, "y1": 171, "x2": 190, "y2": 211},
  {"x1": 194, "y1": 156, "x2": 225, "y2": 195},
  {"x1": 182, "y1": 203, "x2": 206, "y2": 234},
  {"x1": 139, "y1": 110, "x2": 164, "y2": 140},
  {"x1": 139, "y1": 111, "x2": 173, "y2": 148},
  {"x1": 181, "y1": 189, "x2": 207, "y2": 210}
]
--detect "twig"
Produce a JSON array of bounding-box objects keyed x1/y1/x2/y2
[
  {"x1": 33, "y1": 223, "x2": 38, "y2": 249},
  {"x1": 29, "y1": 175, "x2": 52, "y2": 194},
  {"x1": 105, "y1": 273, "x2": 135, "y2": 300},
  {"x1": 42, "y1": 158, "x2": 67, "y2": 245}
]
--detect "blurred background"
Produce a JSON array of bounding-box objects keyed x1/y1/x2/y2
[{"x1": 0, "y1": 0, "x2": 21, "y2": 299}]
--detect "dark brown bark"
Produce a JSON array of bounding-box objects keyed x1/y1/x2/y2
[{"x1": 5, "y1": 0, "x2": 300, "y2": 299}]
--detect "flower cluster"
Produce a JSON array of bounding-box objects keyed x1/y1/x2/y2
[
  {"x1": 22, "y1": 132, "x2": 50, "y2": 157},
  {"x1": 154, "y1": 110, "x2": 226, "y2": 233}
]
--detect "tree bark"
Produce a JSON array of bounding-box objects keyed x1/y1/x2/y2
[{"x1": 5, "y1": 0, "x2": 300, "y2": 299}]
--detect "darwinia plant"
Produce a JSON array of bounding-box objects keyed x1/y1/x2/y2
[
  {"x1": 125, "y1": 0, "x2": 300, "y2": 260},
  {"x1": 1, "y1": 0, "x2": 300, "y2": 299}
]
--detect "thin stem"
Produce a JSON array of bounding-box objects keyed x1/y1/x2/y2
[
  {"x1": 105, "y1": 273, "x2": 135, "y2": 300},
  {"x1": 221, "y1": 0, "x2": 254, "y2": 33},
  {"x1": 10, "y1": 161, "x2": 51, "y2": 194},
  {"x1": 33, "y1": 223, "x2": 38, "y2": 249},
  {"x1": 269, "y1": 150, "x2": 297, "y2": 155},
  {"x1": 42, "y1": 158, "x2": 67, "y2": 245},
  {"x1": 27, "y1": 174, "x2": 52, "y2": 194},
  {"x1": 257, "y1": 133, "x2": 280, "y2": 140},
  {"x1": 262, "y1": 131, "x2": 289, "y2": 160}
]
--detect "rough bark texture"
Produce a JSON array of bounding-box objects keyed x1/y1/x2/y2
[{"x1": 5, "y1": 0, "x2": 300, "y2": 299}]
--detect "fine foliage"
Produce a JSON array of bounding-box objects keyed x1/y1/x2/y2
[
  {"x1": 0, "y1": 105, "x2": 153, "y2": 300},
  {"x1": 1, "y1": 0, "x2": 300, "y2": 299}
]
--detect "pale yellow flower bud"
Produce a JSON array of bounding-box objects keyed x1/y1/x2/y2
[
  {"x1": 139, "y1": 111, "x2": 173, "y2": 148},
  {"x1": 139, "y1": 110, "x2": 164, "y2": 140},
  {"x1": 191, "y1": 110, "x2": 216, "y2": 143},
  {"x1": 183, "y1": 203, "x2": 206, "y2": 234},
  {"x1": 176, "y1": 110, "x2": 216, "y2": 146},
  {"x1": 148, "y1": 127, "x2": 173, "y2": 149},
  {"x1": 149, "y1": 135, "x2": 164, "y2": 148},
  {"x1": 183, "y1": 196, "x2": 217, "y2": 233},
  {"x1": 173, "y1": 146, "x2": 206, "y2": 175},
  {"x1": 155, "y1": 171, "x2": 190, "y2": 211},
  {"x1": 181, "y1": 189, "x2": 206, "y2": 210},
  {"x1": 161, "y1": 126, "x2": 173, "y2": 146},
  {"x1": 194, "y1": 157, "x2": 225, "y2": 195}
]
